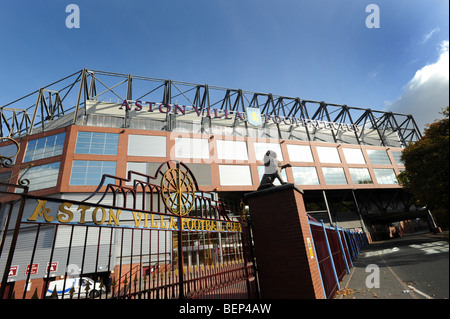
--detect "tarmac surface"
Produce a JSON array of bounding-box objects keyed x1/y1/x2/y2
[{"x1": 335, "y1": 231, "x2": 449, "y2": 299}]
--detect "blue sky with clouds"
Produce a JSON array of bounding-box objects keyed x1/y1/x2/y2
[{"x1": 0, "y1": 0, "x2": 448, "y2": 131}]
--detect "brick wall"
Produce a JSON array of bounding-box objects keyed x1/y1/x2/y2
[{"x1": 245, "y1": 184, "x2": 325, "y2": 299}]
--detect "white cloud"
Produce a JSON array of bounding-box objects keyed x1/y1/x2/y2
[
  {"x1": 388, "y1": 40, "x2": 449, "y2": 132},
  {"x1": 420, "y1": 27, "x2": 440, "y2": 44}
]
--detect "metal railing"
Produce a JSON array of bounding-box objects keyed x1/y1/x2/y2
[
  {"x1": 309, "y1": 218, "x2": 368, "y2": 299},
  {"x1": 0, "y1": 163, "x2": 258, "y2": 299}
]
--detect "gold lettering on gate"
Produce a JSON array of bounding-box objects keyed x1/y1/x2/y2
[{"x1": 26, "y1": 199, "x2": 241, "y2": 233}]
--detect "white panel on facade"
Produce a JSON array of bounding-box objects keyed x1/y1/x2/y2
[
  {"x1": 175, "y1": 138, "x2": 209, "y2": 159},
  {"x1": 286, "y1": 144, "x2": 314, "y2": 162},
  {"x1": 342, "y1": 148, "x2": 366, "y2": 164},
  {"x1": 128, "y1": 135, "x2": 166, "y2": 157},
  {"x1": 126, "y1": 162, "x2": 148, "y2": 185},
  {"x1": 316, "y1": 146, "x2": 341, "y2": 163},
  {"x1": 218, "y1": 165, "x2": 253, "y2": 186},
  {"x1": 254, "y1": 142, "x2": 283, "y2": 162},
  {"x1": 55, "y1": 226, "x2": 114, "y2": 248},
  {"x1": 216, "y1": 140, "x2": 248, "y2": 160}
]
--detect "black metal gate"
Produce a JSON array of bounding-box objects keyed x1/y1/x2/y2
[{"x1": 0, "y1": 161, "x2": 258, "y2": 299}]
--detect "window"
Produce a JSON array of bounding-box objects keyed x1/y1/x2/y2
[
  {"x1": 23, "y1": 162, "x2": 60, "y2": 191},
  {"x1": 322, "y1": 167, "x2": 347, "y2": 185},
  {"x1": 216, "y1": 140, "x2": 248, "y2": 160},
  {"x1": 128, "y1": 135, "x2": 166, "y2": 157},
  {"x1": 316, "y1": 146, "x2": 341, "y2": 163},
  {"x1": 373, "y1": 168, "x2": 398, "y2": 184},
  {"x1": 287, "y1": 145, "x2": 314, "y2": 162},
  {"x1": 342, "y1": 148, "x2": 366, "y2": 164},
  {"x1": 0, "y1": 172, "x2": 12, "y2": 192},
  {"x1": 218, "y1": 165, "x2": 252, "y2": 186},
  {"x1": 254, "y1": 142, "x2": 283, "y2": 162},
  {"x1": 0, "y1": 143, "x2": 19, "y2": 165},
  {"x1": 24, "y1": 133, "x2": 65, "y2": 162},
  {"x1": 391, "y1": 151, "x2": 404, "y2": 165},
  {"x1": 70, "y1": 160, "x2": 117, "y2": 186},
  {"x1": 257, "y1": 166, "x2": 288, "y2": 185},
  {"x1": 349, "y1": 168, "x2": 373, "y2": 184},
  {"x1": 291, "y1": 167, "x2": 320, "y2": 185},
  {"x1": 366, "y1": 149, "x2": 391, "y2": 165},
  {"x1": 175, "y1": 138, "x2": 209, "y2": 159},
  {"x1": 75, "y1": 132, "x2": 118, "y2": 155}
]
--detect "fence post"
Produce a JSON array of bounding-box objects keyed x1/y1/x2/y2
[
  {"x1": 335, "y1": 225, "x2": 350, "y2": 274},
  {"x1": 356, "y1": 232, "x2": 362, "y2": 255},
  {"x1": 341, "y1": 229, "x2": 353, "y2": 268},
  {"x1": 353, "y1": 232, "x2": 360, "y2": 255},
  {"x1": 178, "y1": 217, "x2": 184, "y2": 299},
  {"x1": 0, "y1": 188, "x2": 28, "y2": 299},
  {"x1": 321, "y1": 220, "x2": 340, "y2": 292},
  {"x1": 347, "y1": 230, "x2": 357, "y2": 261},
  {"x1": 308, "y1": 218, "x2": 327, "y2": 299}
]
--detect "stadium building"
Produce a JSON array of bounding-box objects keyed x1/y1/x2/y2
[{"x1": 0, "y1": 68, "x2": 433, "y2": 298}]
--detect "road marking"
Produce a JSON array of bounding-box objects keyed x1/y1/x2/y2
[
  {"x1": 409, "y1": 241, "x2": 449, "y2": 255},
  {"x1": 378, "y1": 254, "x2": 420, "y2": 299},
  {"x1": 407, "y1": 285, "x2": 433, "y2": 299},
  {"x1": 363, "y1": 247, "x2": 400, "y2": 257}
]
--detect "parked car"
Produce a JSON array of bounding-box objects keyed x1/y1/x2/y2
[{"x1": 45, "y1": 277, "x2": 105, "y2": 298}]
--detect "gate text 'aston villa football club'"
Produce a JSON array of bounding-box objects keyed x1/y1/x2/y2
[{"x1": 26, "y1": 199, "x2": 242, "y2": 233}]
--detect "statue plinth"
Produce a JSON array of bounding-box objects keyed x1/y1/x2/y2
[{"x1": 244, "y1": 184, "x2": 325, "y2": 299}]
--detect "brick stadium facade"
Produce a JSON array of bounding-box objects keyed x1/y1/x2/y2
[{"x1": 0, "y1": 69, "x2": 432, "y2": 299}]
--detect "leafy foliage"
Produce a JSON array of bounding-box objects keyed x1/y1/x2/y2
[{"x1": 398, "y1": 107, "x2": 449, "y2": 229}]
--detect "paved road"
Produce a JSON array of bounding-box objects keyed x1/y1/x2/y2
[
  {"x1": 338, "y1": 232, "x2": 449, "y2": 299},
  {"x1": 379, "y1": 233, "x2": 448, "y2": 299}
]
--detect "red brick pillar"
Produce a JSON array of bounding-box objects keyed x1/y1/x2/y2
[{"x1": 244, "y1": 184, "x2": 325, "y2": 299}]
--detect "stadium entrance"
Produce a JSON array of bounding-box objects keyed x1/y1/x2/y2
[{"x1": 0, "y1": 161, "x2": 258, "y2": 299}]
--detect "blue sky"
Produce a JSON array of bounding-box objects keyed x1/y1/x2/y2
[{"x1": 0, "y1": 0, "x2": 448, "y2": 131}]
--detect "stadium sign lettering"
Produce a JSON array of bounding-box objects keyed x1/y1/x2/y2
[
  {"x1": 119, "y1": 100, "x2": 359, "y2": 132},
  {"x1": 26, "y1": 199, "x2": 242, "y2": 233}
]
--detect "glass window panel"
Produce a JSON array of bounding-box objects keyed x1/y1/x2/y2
[
  {"x1": 316, "y1": 146, "x2": 341, "y2": 163},
  {"x1": 342, "y1": 148, "x2": 366, "y2": 164},
  {"x1": 104, "y1": 149, "x2": 117, "y2": 155},
  {"x1": 24, "y1": 133, "x2": 65, "y2": 162},
  {"x1": 367, "y1": 149, "x2": 391, "y2": 165},
  {"x1": 287, "y1": 145, "x2": 314, "y2": 162},
  {"x1": 349, "y1": 168, "x2": 373, "y2": 184},
  {"x1": 92, "y1": 132, "x2": 105, "y2": 139},
  {"x1": 70, "y1": 160, "x2": 117, "y2": 186},
  {"x1": 0, "y1": 143, "x2": 19, "y2": 164},
  {"x1": 45, "y1": 135, "x2": 56, "y2": 145},
  {"x1": 75, "y1": 132, "x2": 118, "y2": 155},
  {"x1": 291, "y1": 167, "x2": 320, "y2": 185},
  {"x1": 86, "y1": 178, "x2": 100, "y2": 185},
  {"x1": 22, "y1": 162, "x2": 61, "y2": 191},
  {"x1": 322, "y1": 167, "x2": 347, "y2": 185},
  {"x1": 0, "y1": 172, "x2": 12, "y2": 190},
  {"x1": 216, "y1": 140, "x2": 249, "y2": 160},
  {"x1": 70, "y1": 178, "x2": 85, "y2": 186},
  {"x1": 254, "y1": 142, "x2": 283, "y2": 162},
  {"x1": 391, "y1": 151, "x2": 404, "y2": 165},
  {"x1": 373, "y1": 168, "x2": 398, "y2": 184}
]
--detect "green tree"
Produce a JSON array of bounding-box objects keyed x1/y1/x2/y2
[{"x1": 398, "y1": 106, "x2": 449, "y2": 230}]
